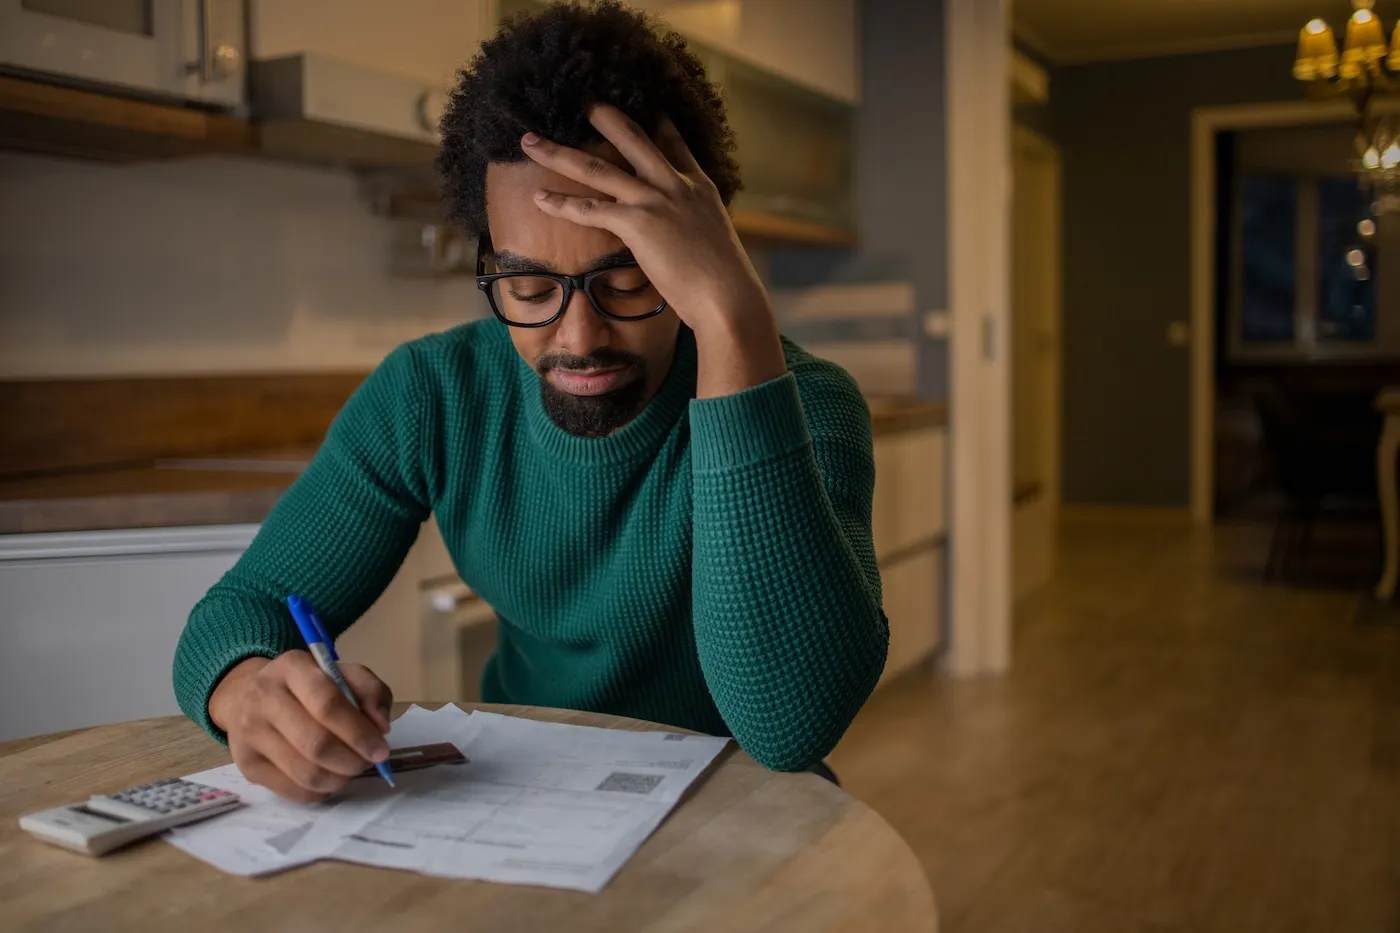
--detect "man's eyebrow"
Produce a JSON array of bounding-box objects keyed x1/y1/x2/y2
[{"x1": 492, "y1": 248, "x2": 637, "y2": 275}]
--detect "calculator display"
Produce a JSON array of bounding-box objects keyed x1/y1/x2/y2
[{"x1": 71, "y1": 805, "x2": 130, "y2": 824}]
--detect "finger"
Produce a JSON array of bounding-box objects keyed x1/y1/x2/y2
[
  {"x1": 265, "y1": 681, "x2": 374, "y2": 778},
  {"x1": 341, "y1": 663, "x2": 393, "y2": 734},
  {"x1": 533, "y1": 189, "x2": 630, "y2": 232},
  {"x1": 284, "y1": 662, "x2": 391, "y2": 767},
  {"x1": 243, "y1": 728, "x2": 347, "y2": 800},
  {"x1": 655, "y1": 116, "x2": 701, "y2": 176},
  {"x1": 587, "y1": 104, "x2": 679, "y2": 188},
  {"x1": 236, "y1": 749, "x2": 323, "y2": 804},
  {"x1": 520, "y1": 132, "x2": 653, "y2": 202}
]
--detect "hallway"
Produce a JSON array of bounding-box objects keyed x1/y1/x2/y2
[{"x1": 831, "y1": 519, "x2": 1400, "y2": 932}]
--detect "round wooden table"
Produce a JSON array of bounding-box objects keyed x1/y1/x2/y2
[{"x1": 0, "y1": 704, "x2": 937, "y2": 933}]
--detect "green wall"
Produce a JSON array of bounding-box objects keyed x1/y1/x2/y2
[{"x1": 1057, "y1": 44, "x2": 1301, "y2": 506}]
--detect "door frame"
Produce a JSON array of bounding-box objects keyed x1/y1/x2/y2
[
  {"x1": 1187, "y1": 97, "x2": 1382, "y2": 523},
  {"x1": 946, "y1": 0, "x2": 1011, "y2": 675}
]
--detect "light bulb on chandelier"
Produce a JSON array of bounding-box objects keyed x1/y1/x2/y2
[{"x1": 1295, "y1": 0, "x2": 1400, "y2": 212}]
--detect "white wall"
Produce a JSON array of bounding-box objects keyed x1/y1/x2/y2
[{"x1": 0, "y1": 153, "x2": 485, "y2": 378}]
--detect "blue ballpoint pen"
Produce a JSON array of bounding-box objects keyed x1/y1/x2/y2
[{"x1": 286, "y1": 594, "x2": 396, "y2": 788}]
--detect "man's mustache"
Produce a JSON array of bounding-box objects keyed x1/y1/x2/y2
[{"x1": 537, "y1": 348, "x2": 645, "y2": 373}]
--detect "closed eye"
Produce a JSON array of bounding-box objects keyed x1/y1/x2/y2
[
  {"x1": 599, "y1": 283, "x2": 653, "y2": 297},
  {"x1": 507, "y1": 282, "x2": 560, "y2": 303}
]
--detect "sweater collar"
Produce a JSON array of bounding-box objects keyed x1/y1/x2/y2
[{"x1": 519, "y1": 328, "x2": 697, "y2": 465}]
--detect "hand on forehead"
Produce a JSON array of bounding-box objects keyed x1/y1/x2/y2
[
  {"x1": 485, "y1": 139, "x2": 634, "y2": 275},
  {"x1": 486, "y1": 104, "x2": 700, "y2": 274}
]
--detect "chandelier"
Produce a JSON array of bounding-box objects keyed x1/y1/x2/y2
[{"x1": 1294, "y1": 0, "x2": 1400, "y2": 212}]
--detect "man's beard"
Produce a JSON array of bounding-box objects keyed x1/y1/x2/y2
[{"x1": 537, "y1": 349, "x2": 649, "y2": 438}]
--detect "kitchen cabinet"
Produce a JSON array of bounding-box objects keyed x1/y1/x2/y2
[
  {"x1": 872, "y1": 427, "x2": 946, "y2": 560},
  {"x1": 0, "y1": 524, "x2": 257, "y2": 742},
  {"x1": 871, "y1": 425, "x2": 946, "y2": 686},
  {"x1": 499, "y1": 0, "x2": 857, "y2": 244},
  {"x1": 249, "y1": 0, "x2": 494, "y2": 91},
  {"x1": 502, "y1": 0, "x2": 857, "y2": 104},
  {"x1": 626, "y1": 0, "x2": 858, "y2": 104},
  {"x1": 0, "y1": 0, "x2": 246, "y2": 109},
  {"x1": 0, "y1": 520, "x2": 442, "y2": 742},
  {"x1": 702, "y1": 49, "x2": 855, "y2": 235},
  {"x1": 334, "y1": 518, "x2": 471, "y2": 706},
  {"x1": 880, "y1": 545, "x2": 942, "y2": 685}
]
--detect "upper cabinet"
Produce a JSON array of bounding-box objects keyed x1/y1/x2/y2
[
  {"x1": 628, "y1": 0, "x2": 858, "y2": 105},
  {"x1": 238, "y1": 0, "x2": 495, "y2": 167},
  {"x1": 628, "y1": 1, "x2": 858, "y2": 241},
  {"x1": 1, "y1": 0, "x2": 857, "y2": 247},
  {"x1": 502, "y1": 0, "x2": 858, "y2": 245},
  {"x1": 248, "y1": 0, "x2": 493, "y2": 92},
  {"x1": 705, "y1": 49, "x2": 855, "y2": 240},
  {"x1": 0, "y1": 0, "x2": 247, "y2": 109}
]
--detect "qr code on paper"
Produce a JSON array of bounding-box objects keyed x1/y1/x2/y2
[{"x1": 595, "y1": 772, "x2": 664, "y2": 795}]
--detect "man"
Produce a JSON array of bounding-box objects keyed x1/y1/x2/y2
[{"x1": 174, "y1": 0, "x2": 887, "y2": 803}]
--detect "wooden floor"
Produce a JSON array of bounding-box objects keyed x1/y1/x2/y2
[{"x1": 831, "y1": 519, "x2": 1400, "y2": 933}]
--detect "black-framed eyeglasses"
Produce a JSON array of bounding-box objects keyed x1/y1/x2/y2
[{"x1": 475, "y1": 235, "x2": 667, "y2": 328}]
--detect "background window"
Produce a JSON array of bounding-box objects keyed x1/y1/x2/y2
[
  {"x1": 1316, "y1": 176, "x2": 1377, "y2": 343},
  {"x1": 1239, "y1": 175, "x2": 1298, "y2": 344}
]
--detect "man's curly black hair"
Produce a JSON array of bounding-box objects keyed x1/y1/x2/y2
[{"x1": 435, "y1": 0, "x2": 741, "y2": 238}]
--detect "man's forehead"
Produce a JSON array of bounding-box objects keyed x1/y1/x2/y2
[
  {"x1": 487, "y1": 139, "x2": 633, "y2": 200},
  {"x1": 484, "y1": 148, "x2": 632, "y2": 273}
]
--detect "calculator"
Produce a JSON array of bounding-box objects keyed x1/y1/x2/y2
[{"x1": 19, "y1": 778, "x2": 243, "y2": 856}]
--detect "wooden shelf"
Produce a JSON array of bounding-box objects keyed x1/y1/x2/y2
[
  {"x1": 730, "y1": 208, "x2": 857, "y2": 248},
  {"x1": 0, "y1": 75, "x2": 257, "y2": 162}
]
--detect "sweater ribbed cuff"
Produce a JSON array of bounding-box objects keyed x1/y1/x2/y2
[
  {"x1": 176, "y1": 601, "x2": 302, "y2": 743},
  {"x1": 689, "y1": 373, "x2": 811, "y2": 473}
]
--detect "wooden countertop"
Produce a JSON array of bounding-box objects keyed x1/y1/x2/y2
[
  {"x1": 0, "y1": 399, "x2": 946, "y2": 537},
  {"x1": 0, "y1": 453, "x2": 311, "y2": 536},
  {"x1": 867, "y1": 398, "x2": 947, "y2": 437}
]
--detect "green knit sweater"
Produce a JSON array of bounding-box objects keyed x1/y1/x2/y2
[{"x1": 173, "y1": 320, "x2": 887, "y2": 770}]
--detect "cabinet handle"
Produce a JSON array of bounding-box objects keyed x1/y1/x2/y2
[
  {"x1": 417, "y1": 89, "x2": 449, "y2": 136},
  {"x1": 186, "y1": 0, "x2": 241, "y2": 84}
]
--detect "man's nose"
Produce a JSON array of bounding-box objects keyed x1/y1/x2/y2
[{"x1": 552, "y1": 286, "x2": 614, "y2": 356}]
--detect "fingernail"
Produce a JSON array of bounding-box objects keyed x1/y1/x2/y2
[
  {"x1": 522, "y1": 132, "x2": 540, "y2": 146},
  {"x1": 371, "y1": 745, "x2": 389, "y2": 763}
]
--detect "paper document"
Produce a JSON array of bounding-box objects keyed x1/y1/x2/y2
[{"x1": 166, "y1": 705, "x2": 729, "y2": 892}]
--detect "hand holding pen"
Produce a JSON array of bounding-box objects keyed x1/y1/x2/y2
[
  {"x1": 206, "y1": 597, "x2": 396, "y2": 803},
  {"x1": 286, "y1": 595, "x2": 396, "y2": 788}
]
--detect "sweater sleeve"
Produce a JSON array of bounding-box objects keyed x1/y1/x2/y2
[
  {"x1": 688, "y1": 363, "x2": 887, "y2": 771},
  {"x1": 172, "y1": 344, "x2": 434, "y2": 740}
]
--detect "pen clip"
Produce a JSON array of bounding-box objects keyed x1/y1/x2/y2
[
  {"x1": 308, "y1": 609, "x2": 338, "y2": 661},
  {"x1": 286, "y1": 594, "x2": 337, "y2": 660}
]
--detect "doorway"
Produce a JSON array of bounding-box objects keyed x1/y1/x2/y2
[{"x1": 1012, "y1": 126, "x2": 1062, "y2": 601}]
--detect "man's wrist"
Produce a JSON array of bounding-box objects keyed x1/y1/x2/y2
[
  {"x1": 690, "y1": 296, "x2": 786, "y2": 399},
  {"x1": 208, "y1": 656, "x2": 270, "y2": 732}
]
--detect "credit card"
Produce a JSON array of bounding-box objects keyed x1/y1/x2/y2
[{"x1": 356, "y1": 742, "x2": 467, "y2": 778}]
